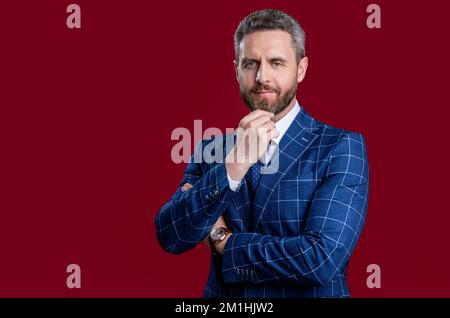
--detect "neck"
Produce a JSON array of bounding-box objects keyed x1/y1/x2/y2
[{"x1": 273, "y1": 97, "x2": 297, "y2": 123}]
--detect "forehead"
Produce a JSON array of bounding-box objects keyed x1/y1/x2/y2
[{"x1": 239, "y1": 30, "x2": 295, "y2": 59}]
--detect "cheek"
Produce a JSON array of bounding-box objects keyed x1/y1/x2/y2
[
  {"x1": 277, "y1": 72, "x2": 298, "y2": 90},
  {"x1": 239, "y1": 72, "x2": 255, "y2": 88}
]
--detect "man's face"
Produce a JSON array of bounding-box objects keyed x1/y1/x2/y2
[{"x1": 236, "y1": 30, "x2": 307, "y2": 115}]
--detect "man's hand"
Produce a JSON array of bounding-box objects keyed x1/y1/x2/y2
[
  {"x1": 181, "y1": 183, "x2": 232, "y2": 254},
  {"x1": 226, "y1": 110, "x2": 280, "y2": 181},
  {"x1": 181, "y1": 182, "x2": 193, "y2": 192}
]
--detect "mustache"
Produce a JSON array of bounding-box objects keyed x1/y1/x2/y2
[{"x1": 251, "y1": 84, "x2": 280, "y2": 94}]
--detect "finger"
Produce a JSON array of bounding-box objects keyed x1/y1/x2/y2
[
  {"x1": 245, "y1": 113, "x2": 274, "y2": 130},
  {"x1": 255, "y1": 120, "x2": 276, "y2": 133},
  {"x1": 248, "y1": 109, "x2": 273, "y2": 119},
  {"x1": 181, "y1": 183, "x2": 193, "y2": 192},
  {"x1": 267, "y1": 127, "x2": 280, "y2": 140},
  {"x1": 240, "y1": 110, "x2": 274, "y2": 128}
]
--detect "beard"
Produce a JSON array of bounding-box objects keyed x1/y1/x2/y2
[{"x1": 240, "y1": 80, "x2": 297, "y2": 115}]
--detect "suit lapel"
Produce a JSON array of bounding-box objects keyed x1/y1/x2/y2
[{"x1": 251, "y1": 107, "x2": 319, "y2": 230}]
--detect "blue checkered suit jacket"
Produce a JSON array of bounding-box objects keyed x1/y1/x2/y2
[{"x1": 155, "y1": 106, "x2": 369, "y2": 298}]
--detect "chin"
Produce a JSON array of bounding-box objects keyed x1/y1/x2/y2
[{"x1": 254, "y1": 102, "x2": 278, "y2": 113}]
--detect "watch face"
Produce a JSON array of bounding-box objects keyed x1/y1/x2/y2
[{"x1": 210, "y1": 227, "x2": 226, "y2": 241}]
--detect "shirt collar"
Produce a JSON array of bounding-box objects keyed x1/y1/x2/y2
[{"x1": 271, "y1": 100, "x2": 301, "y2": 145}]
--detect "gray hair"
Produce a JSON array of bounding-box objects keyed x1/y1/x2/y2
[{"x1": 234, "y1": 9, "x2": 306, "y2": 63}]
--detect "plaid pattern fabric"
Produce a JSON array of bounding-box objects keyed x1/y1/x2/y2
[{"x1": 155, "y1": 106, "x2": 369, "y2": 298}]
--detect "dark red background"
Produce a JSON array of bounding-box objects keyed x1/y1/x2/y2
[{"x1": 1, "y1": 0, "x2": 449, "y2": 297}]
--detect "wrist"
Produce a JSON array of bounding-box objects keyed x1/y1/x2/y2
[
  {"x1": 225, "y1": 149, "x2": 251, "y2": 181},
  {"x1": 215, "y1": 232, "x2": 232, "y2": 255},
  {"x1": 209, "y1": 226, "x2": 232, "y2": 255}
]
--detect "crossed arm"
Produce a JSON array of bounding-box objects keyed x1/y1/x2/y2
[
  {"x1": 155, "y1": 132, "x2": 369, "y2": 286},
  {"x1": 180, "y1": 182, "x2": 230, "y2": 254}
]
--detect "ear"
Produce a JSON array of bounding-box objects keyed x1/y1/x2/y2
[
  {"x1": 297, "y1": 57, "x2": 308, "y2": 83},
  {"x1": 234, "y1": 59, "x2": 239, "y2": 81}
]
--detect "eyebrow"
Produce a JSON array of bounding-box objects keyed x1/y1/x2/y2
[
  {"x1": 240, "y1": 56, "x2": 288, "y2": 64},
  {"x1": 268, "y1": 56, "x2": 287, "y2": 63}
]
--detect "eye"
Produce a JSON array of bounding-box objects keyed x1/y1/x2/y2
[
  {"x1": 272, "y1": 61, "x2": 283, "y2": 67},
  {"x1": 244, "y1": 61, "x2": 258, "y2": 69}
]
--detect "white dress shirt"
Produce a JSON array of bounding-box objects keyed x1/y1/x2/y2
[{"x1": 227, "y1": 101, "x2": 301, "y2": 191}]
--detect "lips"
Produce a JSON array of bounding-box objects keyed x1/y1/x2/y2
[{"x1": 253, "y1": 90, "x2": 276, "y2": 96}]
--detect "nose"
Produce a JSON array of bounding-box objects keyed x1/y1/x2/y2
[{"x1": 256, "y1": 62, "x2": 269, "y2": 84}]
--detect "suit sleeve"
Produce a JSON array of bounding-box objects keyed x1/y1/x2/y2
[
  {"x1": 222, "y1": 132, "x2": 369, "y2": 286},
  {"x1": 155, "y1": 138, "x2": 239, "y2": 254}
]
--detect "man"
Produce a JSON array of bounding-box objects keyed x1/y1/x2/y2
[{"x1": 155, "y1": 9, "x2": 369, "y2": 298}]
